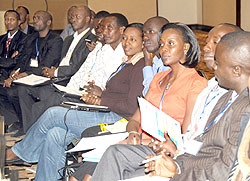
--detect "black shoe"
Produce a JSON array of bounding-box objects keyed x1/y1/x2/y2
[
  {"x1": 10, "y1": 130, "x2": 25, "y2": 138},
  {"x1": 5, "y1": 158, "x2": 32, "y2": 167}
]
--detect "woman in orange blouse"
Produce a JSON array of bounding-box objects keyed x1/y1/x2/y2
[{"x1": 91, "y1": 23, "x2": 208, "y2": 181}]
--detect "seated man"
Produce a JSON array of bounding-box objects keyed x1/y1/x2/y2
[
  {"x1": 69, "y1": 23, "x2": 243, "y2": 181},
  {"x1": 17, "y1": 13, "x2": 126, "y2": 133},
  {"x1": 60, "y1": 6, "x2": 76, "y2": 41},
  {"x1": 91, "y1": 31, "x2": 250, "y2": 181},
  {"x1": 142, "y1": 16, "x2": 170, "y2": 96},
  {"x1": 1, "y1": 10, "x2": 63, "y2": 136},
  {"x1": 16, "y1": 6, "x2": 36, "y2": 35},
  {"x1": 0, "y1": 10, "x2": 27, "y2": 130}
]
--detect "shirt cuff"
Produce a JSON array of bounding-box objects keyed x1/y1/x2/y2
[
  {"x1": 174, "y1": 161, "x2": 181, "y2": 174},
  {"x1": 54, "y1": 68, "x2": 59, "y2": 77}
]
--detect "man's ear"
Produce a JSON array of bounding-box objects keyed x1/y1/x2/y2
[
  {"x1": 233, "y1": 65, "x2": 241, "y2": 77},
  {"x1": 119, "y1": 26, "x2": 125, "y2": 34},
  {"x1": 47, "y1": 20, "x2": 52, "y2": 27},
  {"x1": 86, "y1": 16, "x2": 91, "y2": 24}
]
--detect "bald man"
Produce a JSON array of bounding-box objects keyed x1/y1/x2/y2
[
  {"x1": 16, "y1": 6, "x2": 96, "y2": 135},
  {"x1": 141, "y1": 31, "x2": 250, "y2": 181}
]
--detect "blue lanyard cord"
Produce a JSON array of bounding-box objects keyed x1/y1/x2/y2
[
  {"x1": 159, "y1": 72, "x2": 172, "y2": 111},
  {"x1": 106, "y1": 63, "x2": 127, "y2": 83},
  {"x1": 157, "y1": 67, "x2": 160, "y2": 73},
  {"x1": 199, "y1": 92, "x2": 220, "y2": 119},
  {"x1": 202, "y1": 94, "x2": 238, "y2": 134},
  {"x1": 35, "y1": 38, "x2": 39, "y2": 58}
]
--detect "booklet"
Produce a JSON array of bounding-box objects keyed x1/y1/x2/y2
[
  {"x1": 13, "y1": 74, "x2": 50, "y2": 86},
  {"x1": 53, "y1": 83, "x2": 86, "y2": 98},
  {"x1": 138, "y1": 97, "x2": 184, "y2": 151}
]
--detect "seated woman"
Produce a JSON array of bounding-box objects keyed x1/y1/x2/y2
[
  {"x1": 6, "y1": 23, "x2": 145, "y2": 181},
  {"x1": 82, "y1": 23, "x2": 208, "y2": 180}
]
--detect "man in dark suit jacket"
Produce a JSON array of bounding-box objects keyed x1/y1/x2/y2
[
  {"x1": 0, "y1": 10, "x2": 27, "y2": 81},
  {"x1": 0, "y1": 10, "x2": 27, "y2": 131},
  {"x1": 16, "y1": 5, "x2": 96, "y2": 134},
  {"x1": 0, "y1": 10, "x2": 63, "y2": 135},
  {"x1": 16, "y1": 6, "x2": 36, "y2": 35}
]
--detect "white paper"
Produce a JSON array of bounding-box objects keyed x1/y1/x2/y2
[
  {"x1": 103, "y1": 119, "x2": 128, "y2": 133},
  {"x1": 13, "y1": 74, "x2": 50, "y2": 86},
  {"x1": 138, "y1": 97, "x2": 184, "y2": 151},
  {"x1": 53, "y1": 84, "x2": 86, "y2": 96},
  {"x1": 66, "y1": 132, "x2": 129, "y2": 153},
  {"x1": 121, "y1": 175, "x2": 170, "y2": 181}
]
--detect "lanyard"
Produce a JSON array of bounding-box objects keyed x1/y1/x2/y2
[
  {"x1": 202, "y1": 93, "x2": 238, "y2": 134},
  {"x1": 199, "y1": 92, "x2": 220, "y2": 120},
  {"x1": 157, "y1": 67, "x2": 160, "y2": 73},
  {"x1": 35, "y1": 38, "x2": 39, "y2": 58},
  {"x1": 106, "y1": 63, "x2": 126, "y2": 83},
  {"x1": 159, "y1": 72, "x2": 172, "y2": 111}
]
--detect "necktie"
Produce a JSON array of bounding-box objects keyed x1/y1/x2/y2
[{"x1": 5, "y1": 38, "x2": 12, "y2": 57}]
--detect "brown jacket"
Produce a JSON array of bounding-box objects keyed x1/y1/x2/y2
[{"x1": 173, "y1": 88, "x2": 250, "y2": 181}]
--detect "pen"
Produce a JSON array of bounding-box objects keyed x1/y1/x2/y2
[
  {"x1": 133, "y1": 136, "x2": 136, "y2": 145},
  {"x1": 138, "y1": 155, "x2": 162, "y2": 165},
  {"x1": 12, "y1": 68, "x2": 20, "y2": 77},
  {"x1": 85, "y1": 39, "x2": 92, "y2": 42}
]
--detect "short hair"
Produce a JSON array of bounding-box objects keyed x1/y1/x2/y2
[
  {"x1": 17, "y1": 6, "x2": 29, "y2": 14},
  {"x1": 94, "y1": 10, "x2": 109, "y2": 19},
  {"x1": 218, "y1": 23, "x2": 243, "y2": 32},
  {"x1": 219, "y1": 31, "x2": 250, "y2": 72},
  {"x1": 107, "y1": 13, "x2": 128, "y2": 27},
  {"x1": 158, "y1": 23, "x2": 200, "y2": 68},
  {"x1": 35, "y1": 10, "x2": 53, "y2": 23},
  {"x1": 125, "y1": 23, "x2": 143, "y2": 37},
  {"x1": 4, "y1": 10, "x2": 20, "y2": 20}
]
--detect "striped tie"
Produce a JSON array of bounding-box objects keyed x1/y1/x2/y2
[
  {"x1": 228, "y1": 159, "x2": 250, "y2": 181},
  {"x1": 5, "y1": 38, "x2": 12, "y2": 57}
]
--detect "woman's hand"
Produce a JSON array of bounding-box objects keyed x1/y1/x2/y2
[
  {"x1": 3, "y1": 78, "x2": 13, "y2": 87},
  {"x1": 80, "y1": 93, "x2": 101, "y2": 105},
  {"x1": 145, "y1": 151, "x2": 179, "y2": 178}
]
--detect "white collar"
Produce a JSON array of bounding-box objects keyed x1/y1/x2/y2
[
  {"x1": 73, "y1": 27, "x2": 90, "y2": 39},
  {"x1": 8, "y1": 30, "x2": 18, "y2": 39}
]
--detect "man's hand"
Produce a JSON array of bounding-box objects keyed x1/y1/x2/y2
[
  {"x1": 145, "y1": 151, "x2": 179, "y2": 178},
  {"x1": 11, "y1": 51, "x2": 19, "y2": 58},
  {"x1": 148, "y1": 133, "x2": 177, "y2": 157},
  {"x1": 42, "y1": 67, "x2": 56, "y2": 78},
  {"x1": 3, "y1": 78, "x2": 13, "y2": 87},
  {"x1": 80, "y1": 93, "x2": 101, "y2": 105},
  {"x1": 83, "y1": 81, "x2": 102, "y2": 97},
  {"x1": 86, "y1": 42, "x2": 97, "y2": 52},
  {"x1": 127, "y1": 132, "x2": 141, "y2": 145},
  {"x1": 143, "y1": 47, "x2": 154, "y2": 66}
]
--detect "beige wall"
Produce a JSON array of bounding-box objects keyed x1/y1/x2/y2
[
  {"x1": 88, "y1": 0, "x2": 157, "y2": 24},
  {"x1": 202, "y1": 0, "x2": 235, "y2": 26},
  {"x1": 158, "y1": 0, "x2": 202, "y2": 24},
  {"x1": 0, "y1": 0, "x2": 87, "y2": 30},
  {"x1": 241, "y1": 0, "x2": 250, "y2": 31}
]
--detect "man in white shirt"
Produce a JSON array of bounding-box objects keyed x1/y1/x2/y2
[
  {"x1": 18, "y1": 13, "x2": 128, "y2": 134},
  {"x1": 6, "y1": 13, "x2": 129, "y2": 181}
]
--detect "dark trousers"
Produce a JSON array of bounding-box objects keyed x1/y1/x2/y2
[{"x1": 0, "y1": 86, "x2": 20, "y2": 126}]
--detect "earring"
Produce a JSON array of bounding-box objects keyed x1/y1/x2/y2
[{"x1": 184, "y1": 51, "x2": 187, "y2": 55}]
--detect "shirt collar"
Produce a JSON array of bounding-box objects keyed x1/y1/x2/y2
[
  {"x1": 122, "y1": 51, "x2": 144, "y2": 65},
  {"x1": 8, "y1": 30, "x2": 18, "y2": 39},
  {"x1": 73, "y1": 27, "x2": 90, "y2": 39}
]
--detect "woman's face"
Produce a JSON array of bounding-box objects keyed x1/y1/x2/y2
[
  {"x1": 159, "y1": 28, "x2": 189, "y2": 66},
  {"x1": 122, "y1": 27, "x2": 143, "y2": 59}
]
